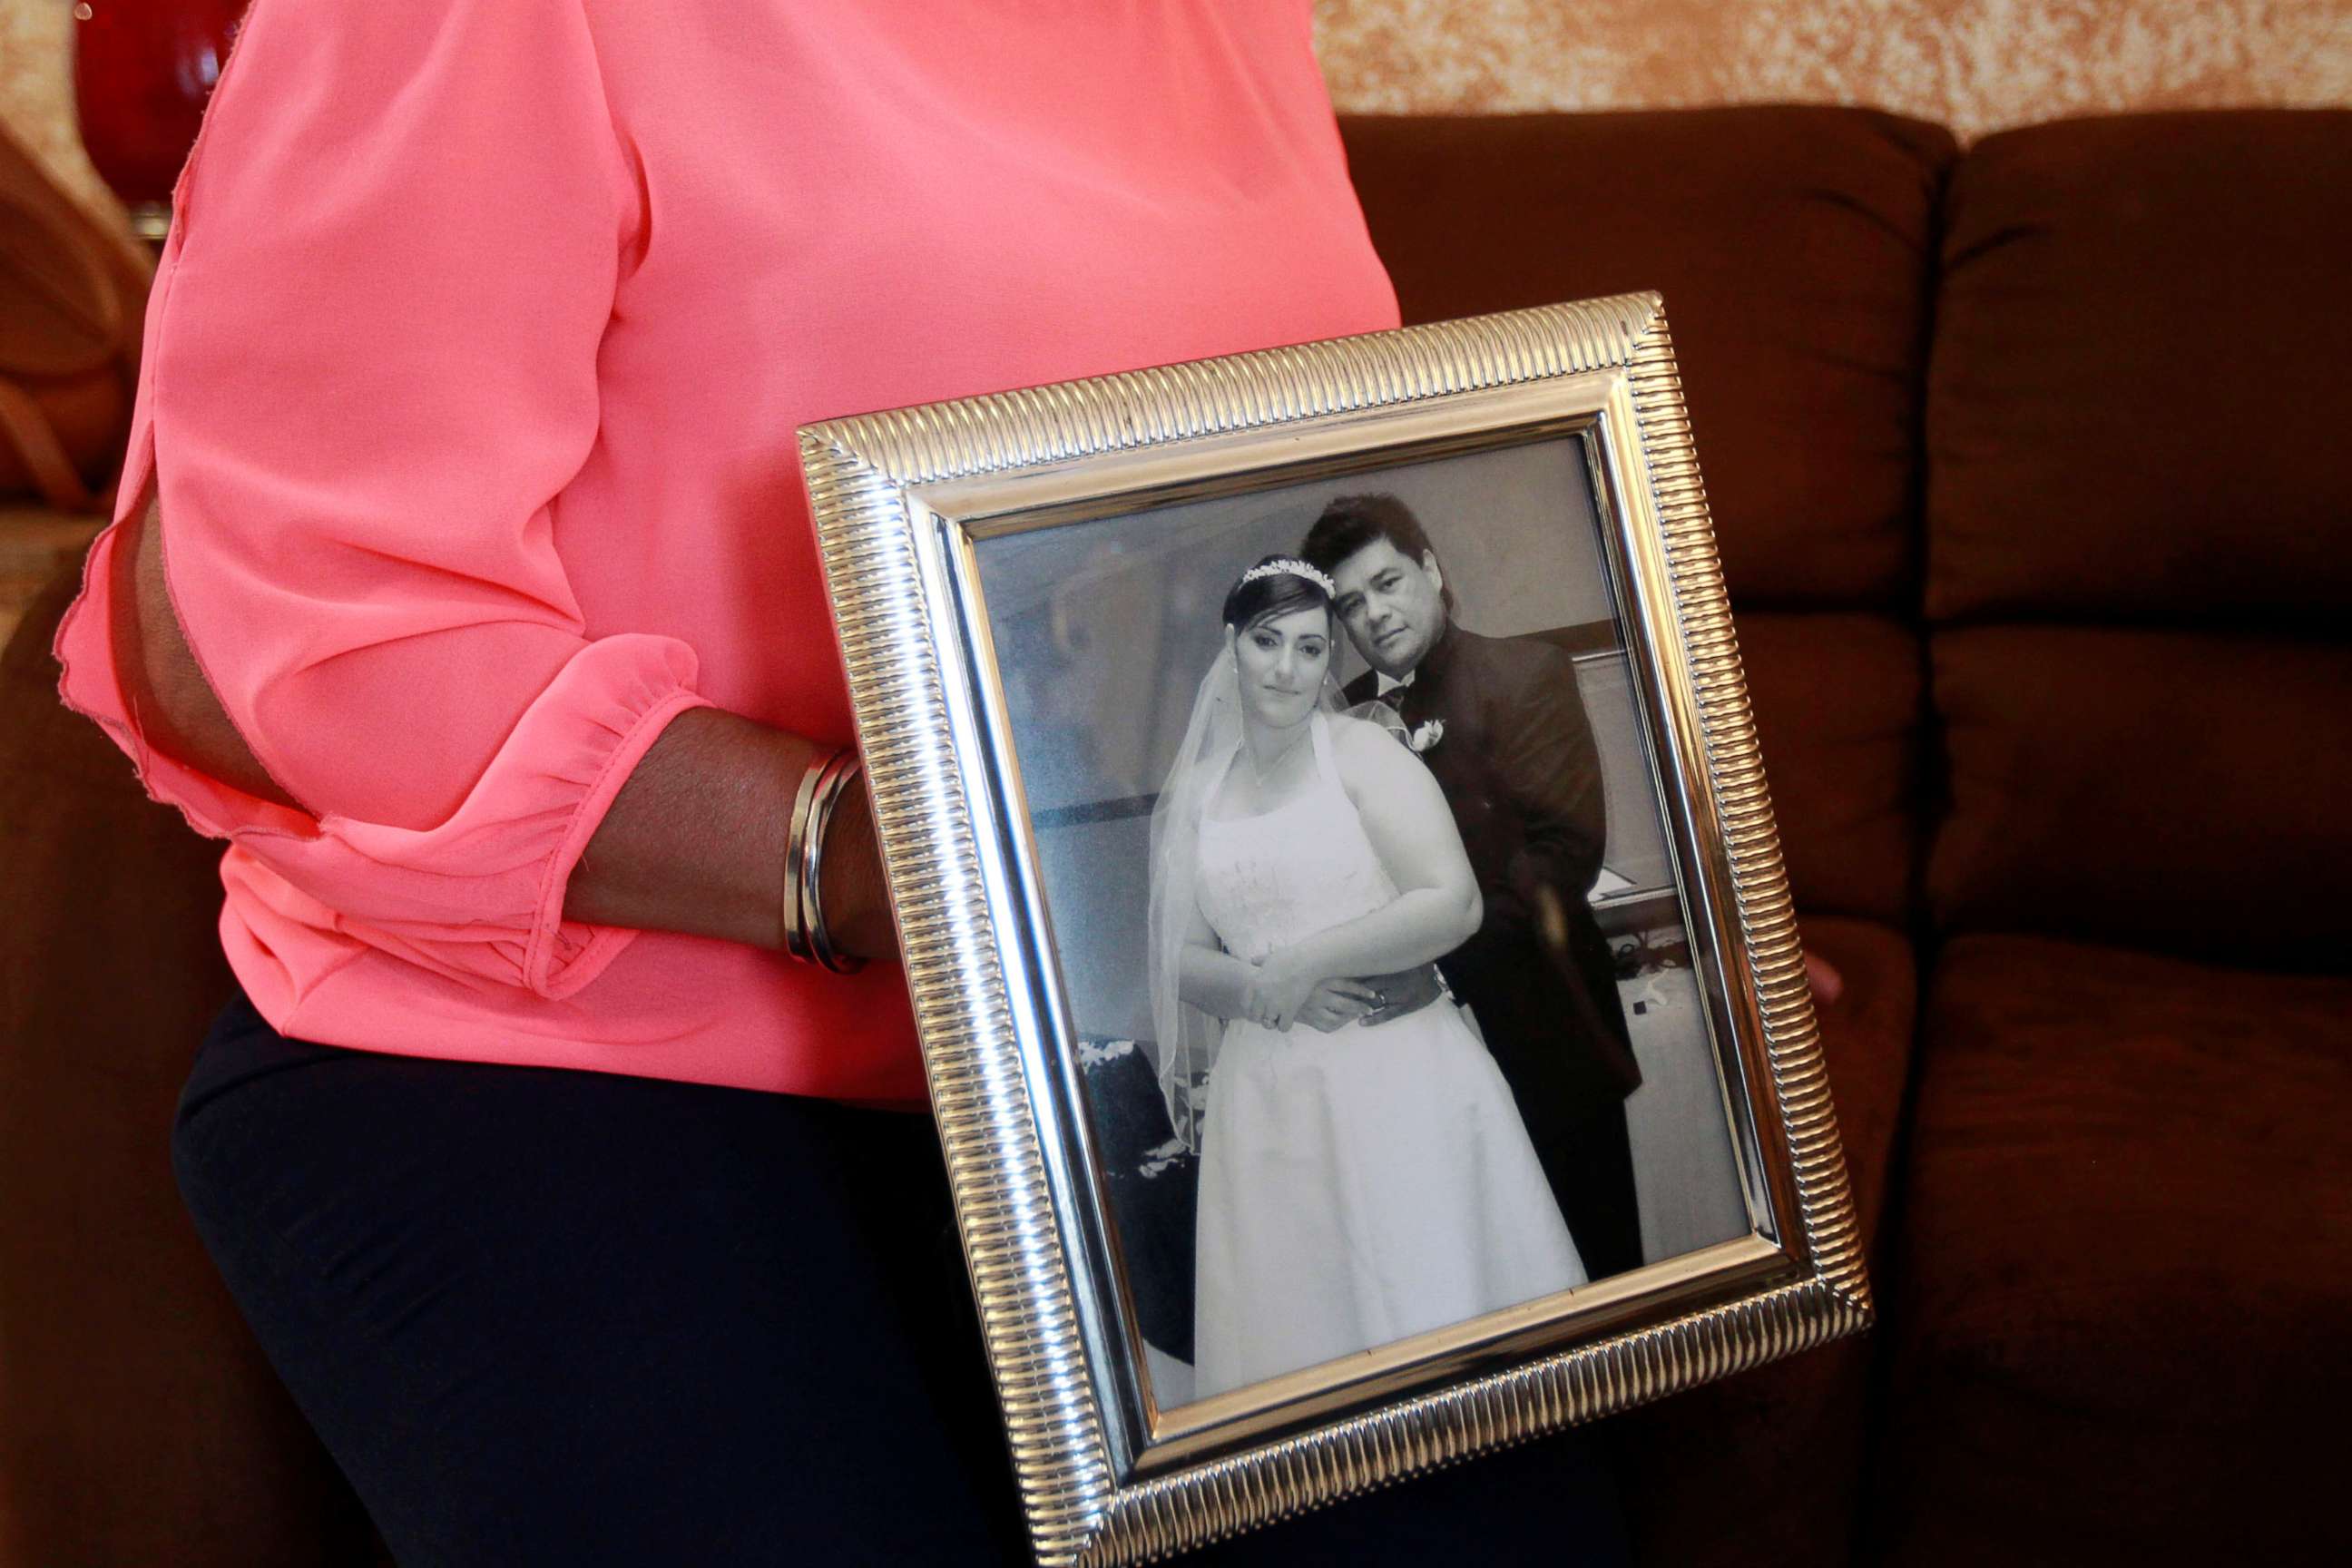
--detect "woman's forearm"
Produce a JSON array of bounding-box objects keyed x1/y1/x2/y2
[
  {"x1": 120, "y1": 503, "x2": 893, "y2": 961},
  {"x1": 117, "y1": 495, "x2": 301, "y2": 808},
  {"x1": 1272, "y1": 886, "x2": 1480, "y2": 985},
  {"x1": 1178, "y1": 943, "x2": 1257, "y2": 1019},
  {"x1": 564, "y1": 706, "x2": 895, "y2": 961}
]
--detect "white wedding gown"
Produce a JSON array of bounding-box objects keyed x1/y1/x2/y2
[{"x1": 1190, "y1": 714, "x2": 1587, "y2": 1399}]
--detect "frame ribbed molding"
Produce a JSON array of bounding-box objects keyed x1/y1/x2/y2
[{"x1": 800, "y1": 293, "x2": 1867, "y2": 1565}]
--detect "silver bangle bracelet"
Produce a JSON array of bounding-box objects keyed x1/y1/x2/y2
[{"x1": 783, "y1": 747, "x2": 866, "y2": 974}]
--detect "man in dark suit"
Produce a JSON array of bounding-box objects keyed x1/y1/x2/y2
[{"x1": 1303, "y1": 494, "x2": 1646, "y2": 1279}]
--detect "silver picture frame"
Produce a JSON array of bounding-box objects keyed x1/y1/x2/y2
[{"x1": 799, "y1": 292, "x2": 1868, "y2": 1565}]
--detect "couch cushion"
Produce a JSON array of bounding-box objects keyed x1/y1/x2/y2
[
  {"x1": 1929, "y1": 624, "x2": 2351, "y2": 967},
  {"x1": 0, "y1": 566, "x2": 378, "y2": 1566},
  {"x1": 0, "y1": 505, "x2": 100, "y2": 650},
  {"x1": 1342, "y1": 108, "x2": 1956, "y2": 609},
  {"x1": 1740, "y1": 612, "x2": 1920, "y2": 925},
  {"x1": 1613, "y1": 915, "x2": 1915, "y2": 1568},
  {"x1": 1876, "y1": 934, "x2": 2351, "y2": 1564},
  {"x1": 1927, "y1": 111, "x2": 2352, "y2": 625}
]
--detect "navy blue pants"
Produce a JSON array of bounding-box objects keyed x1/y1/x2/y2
[{"x1": 173, "y1": 991, "x2": 1630, "y2": 1565}]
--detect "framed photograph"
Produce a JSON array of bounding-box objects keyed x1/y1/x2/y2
[{"x1": 799, "y1": 292, "x2": 1868, "y2": 1565}]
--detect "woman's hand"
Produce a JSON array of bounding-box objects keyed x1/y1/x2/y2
[
  {"x1": 1240, "y1": 953, "x2": 1327, "y2": 1033},
  {"x1": 1296, "y1": 977, "x2": 1383, "y2": 1033}
]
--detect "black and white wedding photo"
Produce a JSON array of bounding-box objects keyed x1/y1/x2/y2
[{"x1": 975, "y1": 434, "x2": 1751, "y2": 1409}]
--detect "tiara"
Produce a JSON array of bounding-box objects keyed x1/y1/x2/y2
[{"x1": 1238, "y1": 558, "x2": 1337, "y2": 598}]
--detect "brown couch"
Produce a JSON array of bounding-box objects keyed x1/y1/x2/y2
[{"x1": 4, "y1": 105, "x2": 2346, "y2": 1565}]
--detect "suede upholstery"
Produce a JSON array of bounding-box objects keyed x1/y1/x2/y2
[
  {"x1": 1930, "y1": 625, "x2": 2352, "y2": 963},
  {"x1": 1927, "y1": 113, "x2": 2352, "y2": 626},
  {"x1": 1887, "y1": 110, "x2": 2352, "y2": 1568},
  {"x1": 0, "y1": 573, "x2": 379, "y2": 1568},
  {"x1": 1880, "y1": 936, "x2": 2350, "y2": 1565},
  {"x1": 1738, "y1": 612, "x2": 1923, "y2": 923},
  {"x1": 3, "y1": 105, "x2": 2345, "y2": 1567},
  {"x1": 1344, "y1": 107, "x2": 1955, "y2": 611}
]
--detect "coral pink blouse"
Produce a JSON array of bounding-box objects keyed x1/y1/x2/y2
[{"x1": 56, "y1": 0, "x2": 1398, "y2": 1102}]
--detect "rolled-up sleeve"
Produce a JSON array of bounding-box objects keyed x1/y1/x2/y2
[{"x1": 54, "y1": 0, "x2": 710, "y2": 1000}]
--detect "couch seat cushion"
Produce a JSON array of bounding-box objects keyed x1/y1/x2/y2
[
  {"x1": 1613, "y1": 914, "x2": 1915, "y2": 1568},
  {"x1": 1876, "y1": 934, "x2": 2351, "y2": 1564}
]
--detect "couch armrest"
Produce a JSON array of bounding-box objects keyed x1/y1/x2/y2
[{"x1": 0, "y1": 563, "x2": 379, "y2": 1566}]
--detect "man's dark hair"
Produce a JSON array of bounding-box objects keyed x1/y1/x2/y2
[{"x1": 1299, "y1": 493, "x2": 1455, "y2": 614}]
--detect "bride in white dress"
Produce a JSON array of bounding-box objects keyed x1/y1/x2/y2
[{"x1": 1148, "y1": 556, "x2": 1586, "y2": 1400}]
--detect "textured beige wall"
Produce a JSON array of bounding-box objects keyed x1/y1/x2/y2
[
  {"x1": 1316, "y1": 0, "x2": 2351, "y2": 140},
  {"x1": 5, "y1": 0, "x2": 2347, "y2": 214}
]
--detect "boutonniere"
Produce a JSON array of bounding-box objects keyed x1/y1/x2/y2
[{"x1": 1407, "y1": 718, "x2": 1446, "y2": 753}]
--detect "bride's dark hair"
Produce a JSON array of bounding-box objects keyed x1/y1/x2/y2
[{"x1": 1220, "y1": 554, "x2": 1337, "y2": 632}]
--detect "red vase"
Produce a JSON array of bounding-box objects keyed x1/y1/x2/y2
[{"x1": 72, "y1": 1, "x2": 248, "y2": 239}]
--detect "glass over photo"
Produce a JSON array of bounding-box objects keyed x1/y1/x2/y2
[{"x1": 972, "y1": 434, "x2": 1751, "y2": 1412}]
